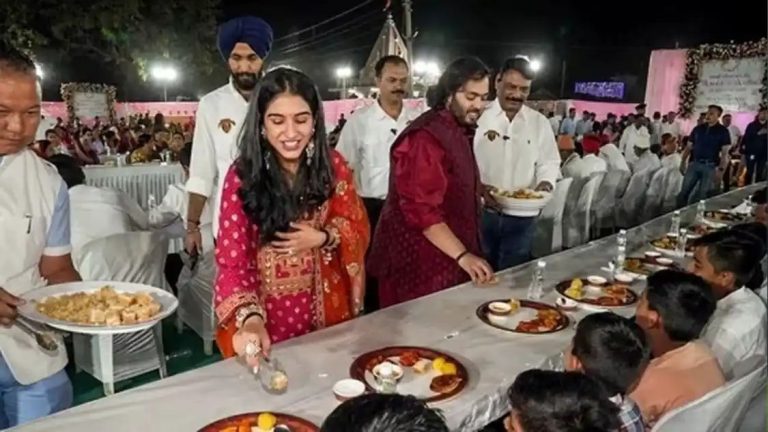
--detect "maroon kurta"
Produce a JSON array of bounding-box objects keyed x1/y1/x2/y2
[{"x1": 368, "y1": 109, "x2": 483, "y2": 308}]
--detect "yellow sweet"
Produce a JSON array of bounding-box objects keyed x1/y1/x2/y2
[
  {"x1": 257, "y1": 412, "x2": 277, "y2": 431},
  {"x1": 440, "y1": 362, "x2": 458, "y2": 376},
  {"x1": 565, "y1": 279, "x2": 584, "y2": 299},
  {"x1": 432, "y1": 357, "x2": 446, "y2": 371}
]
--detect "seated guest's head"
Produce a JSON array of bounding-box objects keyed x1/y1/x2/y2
[
  {"x1": 48, "y1": 154, "x2": 85, "y2": 189},
  {"x1": 633, "y1": 140, "x2": 650, "y2": 158},
  {"x1": 137, "y1": 133, "x2": 152, "y2": 150},
  {"x1": 565, "y1": 312, "x2": 650, "y2": 396},
  {"x1": 557, "y1": 135, "x2": 576, "y2": 161},
  {"x1": 660, "y1": 133, "x2": 678, "y2": 156},
  {"x1": 170, "y1": 132, "x2": 185, "y2": 153},
  {"x1": 320, "y1": 394, "x2": 448, "y2": 432},
  {"x1": 750, "y1": 188, "x2": 767, "y2": 225},
  {"x1": 635, "y1": 270, "x2": 716, "y2": 357},
  {"x1": 505, "y1": 369, "x2": 620, "y2": 432},
  {"x1": 691, "y1": 229, "x2": 766, "y2": 295}
]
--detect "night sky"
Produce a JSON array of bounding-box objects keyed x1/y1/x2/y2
[{"x1": 40, "y1": 0, "x2": 767, "y2": 102}]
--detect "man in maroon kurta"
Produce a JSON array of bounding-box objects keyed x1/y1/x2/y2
[{"x1": 368, "y1": 57, "x2": 495, "y2": 308}]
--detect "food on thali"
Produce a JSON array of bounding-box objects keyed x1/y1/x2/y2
[
  {"x1": 429, "y1": 375, "x2": 463, "y2": 394},
  {"x1": 351, "y1": 347, "x2": 469, "y2": 402},
  {"x1": 705, "y1": 210, "x2": 746, "y2": 222},
  {"x1": 651, "y1": 236, "x2": 693, "y2": 252},
  {"x1": 690, "y1": 224, "x2": 717, "y2": 236},
  {"x1": 557, "y1": 279, "x2": 638, "y2": 307},
  {"x1": 492, "y1": 187, "x2": 544, "y2": 200},
  {"x1": 515, "y1": 309, "x2": 563, "y2": 333},
  {"x1": 564, "y1": 278, "x2": 584, "y2": 299},
  {"x1": 35, "y1": 286, "x2": 161, "y2": 326},
  {"x1": 508, "y1": 298, "x2": 521, "y2": 313},
  {"x1": 200, "y1": 412, "x2": 318, "y2": 432},
  {"x1": 624, "y1": 258, "x2": 649, "y2": 274}
]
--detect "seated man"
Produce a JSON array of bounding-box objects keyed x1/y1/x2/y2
[
  {"x1": 0, "y1": 40, "x2": 80, "y2": 427},
  {"x1": 505, "y1": 369, "x2": 620, "y2": 432},
  {"x1": 48, "y1": 155, "x2": 148, "y2": 252},
  {"x1": 558, "y1": 135, "x2": 583, "y2": 179},
  {"x1": 690, "y1": 230, "x2": 767, "y2": 379},
  {"x1": 565, "y1": 312, "x2": 650, "y2": 432},
  {"x1": 630, "y1": 270, "x2": 725, "y2": 427},
  {"x1": 631, "y1": 139, "x2": 660, "y2": 175},
  {"x1": 320, "y1": 394, "x2": 448, "y2": 432}
]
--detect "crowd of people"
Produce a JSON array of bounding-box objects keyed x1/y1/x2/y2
[
  {"x1": 31, "y1": 112, "x2": 193, "y2": 166},
  {"x1": 0, "y1": 12, "x2": 766, "y2": 432}
]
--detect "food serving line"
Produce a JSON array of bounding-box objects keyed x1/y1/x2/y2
[{"x1": 13, "y1": 184, "x2": 764, "y2": 432}]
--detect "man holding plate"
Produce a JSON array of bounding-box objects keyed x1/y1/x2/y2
[
  {"x1": 474, "y1": 57, "x2": 560, "y2": 270},
  {"x1": 0, "y1": 41, "x2": 81, "y2": 427}
]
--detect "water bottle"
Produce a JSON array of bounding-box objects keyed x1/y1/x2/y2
[
  {"x1": 615, "y1": 230, "x2": 627, "y2": 277},
  {"x1": 165, "y1": 348, "x2": 193, "y2": 362},
  {"x1": 676, "y1": 228, "x2": 689, "y2": 257},
  {"x1": 670, "y1": 210, "x2": 681, "y2": 235},
  {"x1": 527, "y1": 260, "x2": 546, "y2": 300},
  {"x1": 696, "y1": 200, "x2": 706, "y2": 223}
]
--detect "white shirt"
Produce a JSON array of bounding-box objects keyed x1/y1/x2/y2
[
  {"x1": 561, "y1": 153, "x2": 584, "y2": 179},
  {"x1": 549, "y1": 117, "x2": 560, "y2": 136},
  {"x1": 336, "y1": 101, "x2": 423, "y2": 199},
  {"x1": 600, "y1": 143, "x2": 631, "y2": 173},
  {"x1": 619, "y1": 125, "x2": 650, "y2": 167},
  {"x1": 660, "y1": 120, "x2": 683, "y2": 138},
  {"x1": 726, "y1": 125, "x2": 742, "y2": 147},
  {"x1": 187, "y1": 81, "x2": 249, "y2": 236},
  {"x1": 581, "y1": 154, "x2": 608, "y2": 177},
  {"x1": 702, "y1": 287, "x2": 767, "y2": 380},
  {"x1": 661, "y1": 152, "x2": 682, "y2": 170},
  {"x1": 475, "y1": 101, "x2": 560, "y2": 191},
  {"x1": 632, "y1": 150, "x2": 661, "y2": 175},
  {"x1": 68, "y1": 184, "x2": 149, "y2": 252},
  {"x1": 149, "y1": 182, "x2": 215, "y2": 253},
  {"x1": 651, "y1": 120, "x2": 663, "y2": 145}
]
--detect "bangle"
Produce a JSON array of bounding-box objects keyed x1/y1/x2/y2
[
  {"x1": 454, "y1": 250, "x2": 469, "y2": 263},
  {"x1": 235, "y1": 304, "x2": 266, "y2": 329},
  {"x1": 186, "y1": 225, "x2": 201, "y2": 233},
  {"x1": 188, "y1": 219, "x2": 200, "y2": 226},
  {"x1": 321, "y1": 229, "x2": 331, "y2": 248}
]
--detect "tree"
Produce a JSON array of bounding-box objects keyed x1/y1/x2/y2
[{"x1": 0, "y1": 0, "x2": 222, "y2": 83}]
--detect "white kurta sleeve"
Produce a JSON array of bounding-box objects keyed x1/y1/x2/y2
[
  {"x1": 535, "y1": 118, "x2": 562, "y2": 187},
  {"x1": 186, "y1": 103, "x2": 216, "y2": 198},
  {"x1": 335, "y1": 116, "x2": 360, "y2": 172}
]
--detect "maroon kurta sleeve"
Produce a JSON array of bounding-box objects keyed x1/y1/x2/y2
[{"x1": 392, "y1": 130, "x2": 448, "y2": 230}]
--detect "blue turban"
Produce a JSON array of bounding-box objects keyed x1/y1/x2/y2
[{"x1": 217, "y1": 16, "x2": 274, "y2": 60}]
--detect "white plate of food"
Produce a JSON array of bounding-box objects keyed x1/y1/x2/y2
[
  {"x1": 490, "y1": 187, "x2": 552, "y2": 215},
  {"x1": 18, "y1": 282, "x2": 178, "y2": 335}
]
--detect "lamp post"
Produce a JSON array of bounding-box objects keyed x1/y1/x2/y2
[
  {"x1": 150, "y1": 65, "x2": 178, "y2": 102},
  {"x1": 335, "y1": 66, "x2": 353, "y2": 99}
]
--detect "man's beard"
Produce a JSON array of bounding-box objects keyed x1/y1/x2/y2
[
  {"x1": 232, "y1": 72, "x2": 258, "y2": 91},
  {"x1": 449, "y1": 98, "x2": 481, "y2": 126}
]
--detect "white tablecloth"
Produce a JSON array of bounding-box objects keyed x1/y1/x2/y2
[
  {"x1": 84, "y1": 163, "x2": 184, "y2": 210},
  {"x1": 14, "y1": 184, "x2": 764, "y2": 432}
]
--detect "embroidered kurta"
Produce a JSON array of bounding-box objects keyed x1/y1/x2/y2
[{"x1": 213, "y1": 150, "x2": 369, "y2": 355}]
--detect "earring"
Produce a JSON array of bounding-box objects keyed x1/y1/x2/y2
[
  {"x1": 264, "y1": 152, "x2": 271, "y2": 171},
  {"x1": 306, "y1": 141, "x2": 315, "y2": 165}
]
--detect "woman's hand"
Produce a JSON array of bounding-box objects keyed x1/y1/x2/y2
[
  {"x1": 458, "y1": 253, "x2": 494, "y2": 284},
  {"x1": 272, "y1": 222, "x2": 326, "y2": 254},
  {"x1": 232, "y1": 315, "x2": 271, "y2": 369}
]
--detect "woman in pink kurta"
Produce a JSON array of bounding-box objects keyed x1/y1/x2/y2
[{"x1": 212, "y1": 68, "x2": 369, "y2": 362}]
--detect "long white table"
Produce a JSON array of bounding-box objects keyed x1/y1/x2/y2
[
  {"x1": 84, "y1": 163, "x2": 184, "y2": 210},
  {"x1": 14, "y1": 184, "x2": 763, "y2": 432}
]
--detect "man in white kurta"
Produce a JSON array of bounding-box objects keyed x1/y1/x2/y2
[
  {"x1": 475, "y1": 58, "x2": 560, "y2": 270},
  {"x1": 619, "y1": 117, "x2": 650, "y2": 169},
  {"x1": 186, "y1": 16, "x2": 273, "y2": 254},
  {"x1": 600, "y1": 142, "x2": 631, "y2": 173},
  {"x1": 0, "y1": 42, "x2": 80, "y2": 428}
]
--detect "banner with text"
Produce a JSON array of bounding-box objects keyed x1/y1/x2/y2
[{"x1": 694, "y1": 57, "x2": 764, "y2": 114}]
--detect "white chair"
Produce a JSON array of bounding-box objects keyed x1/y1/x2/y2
[
  {"x1": 591, "y1": 169, "x2": 630, "y2": 237},
  {"x1": 643, "y1": 167, "x2": 667, "y2": 221},
  {"x1": 618, "y1": 167, "x2": 659, "y2": 228},
  {"x1": 73, "y1": 231, "x2": 170, "y2": 396},
  {"x1": 533, "y1": 177, "x2": 572, "y2": 257},
  {"x1": 652, "y1": 359, "x2": 767, "y2": 432},
  {"x1": 175, "y1": 251, "x2": 216, "y2": 355},
  {"x1": 564, "y1": 172, "x2": 605, "y2": 248},
  {"x1": 661, "y1": 169, "x2": 684, "y2": 214},
  {"x1": 562, "y1": 176, "x2": 590, "y2": 248}
]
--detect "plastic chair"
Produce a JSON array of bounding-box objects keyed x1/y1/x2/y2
[
  {"x1": 73, "y1": 231, "x2": 170, "y2": 396},
  {"x1": 618, "y1": 167, "x2": 659, "y2": 228},
  {"x1": 643, "y1": 167, "x2": 667, "y2": 221},
  {"x1": 562, "y1": 176, "x2": 590, "y2": 248},
  {"x1": 176, "y1": 251, "x2": 216, "y2": 355},
  {"x1": 532, "y1": 177, "x2": 573, "y2": 257},
  {"x1": 591, "y1": 169, "x2": 630, "y2": 237},
  {"x1": 652, "y1": 359, "x2": 767, "y2": 432},
  {"x1": 564, "y1": 172, "x2": 604, "y2": 248}
]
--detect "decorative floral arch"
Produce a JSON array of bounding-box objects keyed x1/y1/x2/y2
[
  {"x1": 60, "y1": 82, "x2": 117, "y2": 123},
  {"x1": 678, "y1": 38, "x2": 767, "y2": 118}
]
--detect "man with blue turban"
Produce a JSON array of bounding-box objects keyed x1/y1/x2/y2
[{"x1": 186, "y1": 16, "x2": 274, "y2": 255}]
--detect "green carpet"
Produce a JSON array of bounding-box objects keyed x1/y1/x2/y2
[{"x1": 67, "y1": 322, "x2": 221, "y2": 405}]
